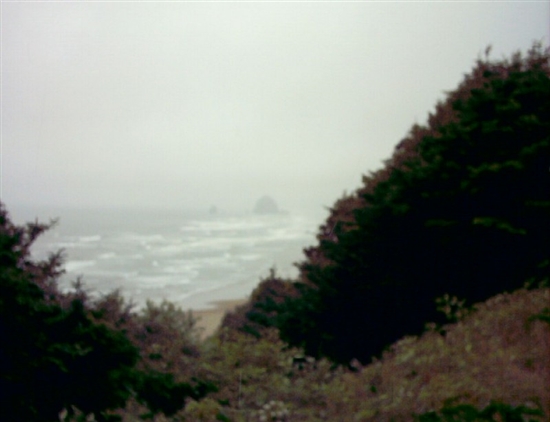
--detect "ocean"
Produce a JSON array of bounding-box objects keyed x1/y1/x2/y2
[{"x1": 12, "y1": 206, "x2": 321, "y2": 310}]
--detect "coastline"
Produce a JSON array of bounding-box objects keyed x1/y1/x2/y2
[
  {"x1": 174, "y1": 276, "x2": 258, "y2": 339},
  {"x1": 191, "y1": 298, "x2": 247, "y2": 339}
]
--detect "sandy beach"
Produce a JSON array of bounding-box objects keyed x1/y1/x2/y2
[{"x1": 192, "y1": 298, "x2": 247, "y2": 339}]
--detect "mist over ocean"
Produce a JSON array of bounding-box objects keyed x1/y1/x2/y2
[{"x1": 13, "y1": 206, "x2": 321, "y2": 310}]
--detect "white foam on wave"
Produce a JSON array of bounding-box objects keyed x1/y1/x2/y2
[
  {"x1": 114, "y1": 233, "x2": 167, "y2": 252},
  {"x1": 195, "y1": 253, "x2": 236, "y2": 267},
  {"x1": 134, "y1": 274, "x2": 175, "y2": 286},
  {"x1": 181, "y1": 216, "x2": 277, "y2": 233},
  {"x1": 79, "y1": 235, "x2": 101, "y2": 243},
  {"x1": 117, "y1": 231, "x2": 264, "y2": 264},
  {"x1": 134, "y1": 273, "x2": 193, "y2": 288},
  {"x1": 54, "y1": 241, "x2": 78, "y2": 249},
  {"x1": 162, "y1": 260, "x2": 200, "y2": 276},
  {"x1": 162, "y1": 266, "x2": 199, "y2": 277},
  {"x1": 65, "y1": 260, "x2": 96, "y2": 272},
  {"x1": 266, "y1": 228, "x2": 304, "y2": 241},
  {"x1": 118, "y1": 233, "x2": 166, "y2": 242},
  {"x1": 239, "y1": 254, "x2": 261, "y2": 261},
  {"x1": 30, "y1": 209, "x2": 319, "y2": 311},
  {"x1": 156, "y1": 243, "x2": 188, "y2": 255},
  {"x1": 185, "y1": 235, "x2": 257, "y2": 251}
]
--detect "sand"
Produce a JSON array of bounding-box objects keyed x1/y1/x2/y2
[{"x1": 192, "y1": 299, "x2": 247, "y2": 339}]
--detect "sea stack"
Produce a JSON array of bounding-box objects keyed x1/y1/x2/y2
[{"x1": 254, "y1": 196, "x2": 279, "y2": 215}]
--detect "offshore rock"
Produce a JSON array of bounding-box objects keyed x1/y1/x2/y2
[{"x1": 254, "y1": 196, "x2": 279, "y2": 215}]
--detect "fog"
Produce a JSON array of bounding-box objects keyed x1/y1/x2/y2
[{"x1": 2, "y1": 2, "x2": 549, "y2": 216}]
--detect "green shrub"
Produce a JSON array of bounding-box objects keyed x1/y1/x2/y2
[
  {"x1": 220, "y1": 268, "x2": 299, "y2": 338},
  {"x1": 277, "y1": 44, "x2": 550, "y2": 364},
  {"x1": 415, "y1": 401, "x2": 544, "y2": 422},
  {"x1": 0, "y1": 203, "x2": 214, "y2": 421},
  {"x1": 0, "y1": 203, "x2": 139, "y2": 421}
]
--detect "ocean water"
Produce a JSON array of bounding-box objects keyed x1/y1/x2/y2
[{"x1": 14, "y1": 207, "x2": 321, "y2": 310}]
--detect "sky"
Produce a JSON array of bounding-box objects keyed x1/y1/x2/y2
[{"x1": 2, "y1": 1, "x2": 549, "y2": 216}]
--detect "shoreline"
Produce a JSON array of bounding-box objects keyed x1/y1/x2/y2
[
  {"x1": 191, "y1": 298, "x2": 247, "y2": 339},
  {"x1": 176, "y1": 280, "x2": 256, "y2": 311}
]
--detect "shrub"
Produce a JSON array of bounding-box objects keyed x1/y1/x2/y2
[
  {"x1": 220, "y1": 268, "x2": 299, "y2": 338},
  {"x1": 0, "y1": 202, "x2": 214, "y2": 420},
  {"x1": 0, "y1": 203, "x2": 139, "y2": 421},
  {"x1": 277, "y1": 44, "x2": 550, "y2": 364}
]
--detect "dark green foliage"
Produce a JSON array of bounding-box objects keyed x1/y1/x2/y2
[
  {"x1": 277, "y1": 46, "x2": 550, "y2": 364},
  {"x1": 415, "y1": 401, "x2": 544, "y2": 421},
  {"x1": 0, "y1": 204, "x2": 140, "y2": 421},
  {"x1": 528, "y1": 307, "x2": 550, "y2": 324},
  {"x1": 215, "y1": 412, "x2": 232, "y2": 422},
  {"x1": 0, "y1": 203, "x2": 216, "y2": 420},
  {"x1": 135, "y1": 372, "x2": 217, "y2": 417},
  {"x1": 220, "y1": 268, "x2": 299, "y2": 338}
]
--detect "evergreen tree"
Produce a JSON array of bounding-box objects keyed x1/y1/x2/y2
[
  {"x1": 0, "y1": 204, "x2": 214, "y2": 420},
  {"x1": 0, "y1": 203, "x2": 141, "y2": 421},
  {"x1": 279, "y1": 45, "x2": 550, "y2": 364}
]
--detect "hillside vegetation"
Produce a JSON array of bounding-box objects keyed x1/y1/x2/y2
[
  {"x1": 1, "y1": 44, "x2": 548, "y2": 421},
  {"x1": 269, "y1": 43, "x2": 550, "y2": 364}
]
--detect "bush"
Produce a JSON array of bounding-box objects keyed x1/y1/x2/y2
[
  {"x1": 0, "y1": 203, "x2": 139, "y2": 421},
  {"x1": 415, "y1": 401, "x2": 544, "y2": 422},
  {"x1": 0, "y1": 203, "x2": 214, "y2": 420},
  {"x1": 277, "y1": 44, "x2": 550, "y2": 364},
  {"x1": 220, "y1": 268, "x2": 299, "y2": 338}
]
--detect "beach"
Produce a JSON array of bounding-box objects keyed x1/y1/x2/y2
[
  {"x1": 16, "y1": 207, "x2": 317, "y2": 315},
  {"x1": 11, "y1": 205, "x2": 318, "y2": 339},
  {"x1": 192, "y1": 298, "x2": 247, "y2": 339}
]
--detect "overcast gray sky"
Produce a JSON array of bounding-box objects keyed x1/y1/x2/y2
[{"x1": 2, "y1": 1, "x2": 549, "y2": 215}]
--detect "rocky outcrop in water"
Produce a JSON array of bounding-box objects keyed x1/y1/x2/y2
[{"x1": 254, "y1": 196, "x2": 279, "y2": 215}]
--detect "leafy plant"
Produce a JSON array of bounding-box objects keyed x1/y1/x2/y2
[
  {"x1": 276, "y1": 44, "x2": 550, "y2": 364},
  {"x1": 435, "y1": 294, "x2": 476, "y2": 323},
  {"x1": 0, "y1": 203, "x2": 215, "y2": 421},
  {"x1": 415, "y1": 401, "x2": 544, "y2": 421},
  {"x1": 0, "y1": 204, "x2": 139, "y2": 421}
]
